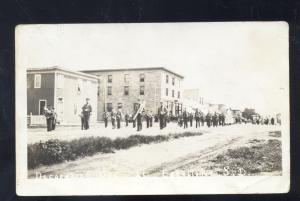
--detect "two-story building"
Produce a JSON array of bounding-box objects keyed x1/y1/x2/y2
[{"x1": 27, "y1": 67, "x2": 98, "y2": 124}]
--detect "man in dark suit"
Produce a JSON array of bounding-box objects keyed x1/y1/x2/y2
[
  {"x1": 82, "y1": 98, "x2": 92, "y2": 130},
  {"x1": 116, "y1": 110, "x2": 122, "y2": 129},
  {"x1": 137, "y1": 112, "x2": 142, "y2": 131},
  {"x1": 44, "y1": 105, "x2": 53, "y2": 132},
  {"x1": 195, "y1": 109, "x2": 200, "y2": 128},
  {"x1": 103, "y1": 111, "x2": 109, "y2": 128},
  {"x1": 183, "y1": 109, "x2": 188, "y2": 129}
]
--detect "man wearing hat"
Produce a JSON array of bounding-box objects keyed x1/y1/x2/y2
[{"x1": 82, "y1": 98, "x2": 92, "y2": 130}]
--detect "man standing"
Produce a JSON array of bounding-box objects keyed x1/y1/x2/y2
[
  {"x1": 137, "y1": 112, "x2": 142, "y2": 131},
  {"x1": 51, "y1": 106, "x2": 57, "y2": 130},
  {"x1": 103, "y1": 111, "x2": 109, "y2": 128},
  {"x1": 158, "y1": 103, "x2": 165, "y2": 130},
  {"x1": 82, "y1": 98, "x2": 92, "y2": 130},
  {"x1": 125, "y1": 113, "x2": 129, "y2": 127},
  {"x1": 195, "y1": 109, "x2": 200, "y2": 128},
  {"x1": 206, "y1": 113, "x2": 211, "y2": 128},
  {"x1": 44, "y1": 105, "x2": 53, "y2": 132},
  {"x1": 149, "y1": 111, "x2": 153, "y2": 127},
  {"x1": 146, "y1": 110, "x2": 150, "y2": 128},
  {"x1": 189, "y1": 113, "x2": 193, "y2": 127},
  {"x1": 183, "y1": 109, "x2": 188, "y2": 129},
  {"x1": 131, "y1": 113, "x2": 136, "y2": 128},
  {"x1": 111, "y1": 109, "x2": 116, "y2": 129},
  {"x1": 116, "y1": 109, "x2": 122, "y2": 129},
  {"x1": 200, "y1": 112, "x2": 204, "y2": 126}
]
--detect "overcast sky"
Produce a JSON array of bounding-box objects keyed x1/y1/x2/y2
[{"x1": 17, "y1": 22, "x2": 289, "y2": 115}]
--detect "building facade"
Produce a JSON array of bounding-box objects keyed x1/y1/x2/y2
[
  {"x1": 82, "y1": 67, "x2": 184, "y2": 120},
  {"x1": 27, "y1": 67, "x2": 98, "y2": 124}
]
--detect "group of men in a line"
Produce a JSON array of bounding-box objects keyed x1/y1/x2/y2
[
  {"x1": 178, "y1": 109, "x2": 226, "y2": 129},
  {"x1": 253, "y1": 117, "x2": 277, "y2": 125},
  {"x1": 103, "y1": 109, "x2": 154, "y2": 131}
]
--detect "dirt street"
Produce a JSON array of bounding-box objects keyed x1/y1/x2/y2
[{"x1": 28, "y1": 124, "x2": 281, "y2": 178}]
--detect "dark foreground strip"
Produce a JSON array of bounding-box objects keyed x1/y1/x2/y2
[{"x1": 28, "y1": 132, "x2": 202, "y2": 169}]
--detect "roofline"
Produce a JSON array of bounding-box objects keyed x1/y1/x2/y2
[
  {"x1": 27, "y1": 66, "x2": 99, "y2": 80},
  {"x1": 81, "y1": 67, "x2": 184, "y2": 79}
]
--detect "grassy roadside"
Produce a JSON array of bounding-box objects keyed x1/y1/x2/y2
[
  {"x1": 28, "y1": 132, "x2": 203, "y2": 169},
  {"x1": 206, "y1": 137, "x2": 282, "y2": 176}
]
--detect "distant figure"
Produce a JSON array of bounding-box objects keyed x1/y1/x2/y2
[
  {"x1": 183, "y1": 109, "x2": 188, "y2": 129},
  {"x1": 137, "y1": 112, "x2": 142, "y2": 131},
  {"x1": 125, "y1": 113, "x2": 129, "y2": 127},
  {"x1": 189, "y1": 113, "x2": 193, "y2": 127},
  {"x1": 111, "y1": 110, "x2": 116, "y2": 129},
  {"x1": 271, "y1": 117, "x2": 275, "y2": 125},
  {"x1": 44, "y1": 105, "x2": 54, "y2": 132},
  {"x1": 206, "y1": 113, "x2": 212, "y2": 128},
  {"x1": 131, "y1": 114, "x2": 136, "y2": 128},
  {"x1": 82, "y1": 98, "x2": 92, "y2": 130},
  {"x1": 146, "y1": 110, "x2": 150, "y2": 128},
  {"x1": 103, "y1": 111, "x2": 109, "y2": 128},
  {"x1": 116, "y1": 110, "x2": 122, "y2": 129},
  {"x1": 51, "y1": 106, "x2": 57, "y2": 130},
  {"x1": 158, "y1": 103, "x2": 166, "y2": 130},
  {"x1": 195, "y1": 109, "x2": 200, "y2": 128},
  {"x1": 149, "y1": 111, "x2": 153, "y2": 127},
  {"x1": 200, "y1": 112, "x2": 204, "y2": 126}
]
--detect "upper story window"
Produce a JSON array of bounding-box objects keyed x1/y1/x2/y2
[
  {"x1": 166, "y1": 75, "x2": 169, "y2": 84},
  {"x1": 108, "y1": 75, "x2": 112, "y2": 83},
  {"x1": 172, "y1": 77, "x2": 175, "y2": 85},
  {"x1": 107, "y1": 86, "x2": 112, "y2": 95},
  {"x1": 140, "y1": 73, "x2": 145, "y2": 82},
  {"x1": 172, "y1": 90, "x2": 175, "y2": 98},
  {"x1": 140, "y1": 86, "x2": 145, "y2": 95},
  {"x1": 124, "y1": 86, "x2": 129, "y2": 95},
  {"x1": 124, "y1": 74, "x2": 129, "y2": 83},
  {"x1": 34, "y1": 74, "x2": 41, "y2": 88},
  {"x1": 166, "y1": 88, "x2": 168, "y2": 96}
]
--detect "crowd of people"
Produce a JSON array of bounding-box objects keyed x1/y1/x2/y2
[
  {"x1": 43, "y1": 99, "x2": 278, "y2": 132},
  {"x1": 101, "y1": 103, "x2": 232, "y2": 132}
]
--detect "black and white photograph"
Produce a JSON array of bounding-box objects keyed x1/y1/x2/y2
[{"x1": 15, "y1": 22, "x2": 290, "y2": 195}]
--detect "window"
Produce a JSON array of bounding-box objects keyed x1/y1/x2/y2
[
  {"x1": 57, "y1": 74, "x2": 64, "y2": 88},
  {"x1": 140, "y1": 73, "x2": 145, "y2": 82},
  {"x1": 166, "y1": 88, "x2": 168, "y2": 96},
  {"x1": 140, "y1": 86, "x2": 145, "y2": 95},
  {"x1": 118, "y1": 103, "x2": 122, "y2": 109},
  {"x1": 34, "y1": 74, "x2": 41, "y2": 88},
  {"x1": 172, "y1": 77, "x2": 175, "y2": 85},
  {"x1": 39, "y1": 100, "x2": 46, "y2": 115},
  {"x1": 166, "y1": 75, "x2": 169, "y2": 84},
  {"x1": 172, "y1": 90, "x2": 174, "y2": 97},
  {"x1": 108, "y1": 75, "x2": 112, "y2": 83},
  {"x1": 124, "y1": 74, "x2": 129, "y2": 83},
  {"x1": 124, "y1": 86, "x2": 129, "y2": 95},
  {"x1": 178, "y1": 91, "x2": 180, "y2": 99},
  {"x1": 107, "y1": 86, "x2": 112, "y2": 95},
  {"x1": 107, "y1": 103, "x2": 113, "y2": 112}
]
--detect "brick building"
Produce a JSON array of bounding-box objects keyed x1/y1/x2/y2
[
  {"x1": 82, "y1": 67, "x2": 184, "y2": 121},
  {"x1": 27, "y1": 67, "x2": 98, "y2": 124}
]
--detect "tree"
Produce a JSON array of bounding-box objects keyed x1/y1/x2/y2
[{"x1": 242, "y1": 108, "x2": 256, "y2": 120}]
